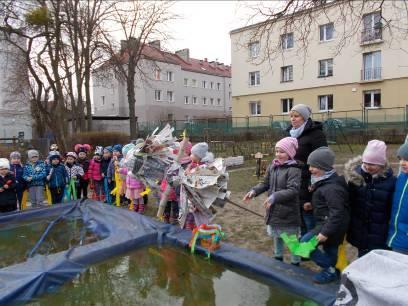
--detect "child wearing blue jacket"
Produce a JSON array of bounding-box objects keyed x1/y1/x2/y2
[
  {"x1": 23, "y1": 150, "x2": 47, "y2": 208},
  {"x1": 388, "y1": 142, "x2": 408, "y2": 254},
  {"x1": 46, "y1": 153, "x2": 68, "y2": 204},
  {"x1": 9, "y1": 151, "x2": 26, "y2": 210}
]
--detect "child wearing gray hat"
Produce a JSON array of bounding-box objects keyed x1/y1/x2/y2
[
  {"x1": 300, "y1": 147, "x2": 350, "y2": 284},
  {"x1": 23, "y1": 150, "x2": 47, "y2": 207}
]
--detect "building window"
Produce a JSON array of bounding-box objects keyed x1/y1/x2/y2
[
  {"x1": 184, "y1": 96, "x2": 189, "y2": 104},
  {"x1": 364, "y1": 90, "x2": 381, "y2": 108},
  {"x1": 101, "y1": 96, "x2": 105, "y2": 105},
  {"x1": 154, "y1": 69, "x2": 161, "y2": 80},
  {"x1": 319, "y1": 23, "x2": 334, "y2": 41},
  {"x1": 192, "y1": 79, "x2": 197, "y2": 87},
  {"x1": 202, "y1": 97, "x2": 207, "y2": 105},
  {"x1": 319, "y1": 59, "x2": 333, "y2": 77},
  {"x1": 249, "y1": 101, "x2": 261, "y2": 116},
  {"x1": 281, "y1": 65, "x2": 293, "y2": 82},
  {"x1": 192, "y1": 96, "x2": 197, "y2": 104},
  {"x1": 217, "y1": 98, "x2": 221, "y2": 106},
  {"x1": 217, "y1": 82, "x2": 221, "y2": 90},
  {"x1": 281, "y1": 33, "x2": 294, "y2": 49},
  {"x1": 202, "y1": 80, "x2": 207, "y2": 88},
  {"x1": 362, "y1": 11, "x2": 382, "y2": 42},
  {"x1": 362, "y1": 51, "x2": 381, "y2": 80},
  {"x1": 184, "y1": 78, "x2": 188, "y2": 86},
  {"x1": 154, "y1": 90, "x2": 162, "y2": 101},
  {"x1": 210, "y1": 98, "x2": 214, "y2": 105},
  {"x1": 249, "y1": 71, "x2": 260, "y2": 86},
  {"x1": 167, "y1": 91, "x2": 174, "y2": 102},
  {"x1": 249, "y1": 41, "x2": 260, "y2": 58},
  {"x1": 166, "y1": 71, "x2": 174, "y2": 82},
  {"x1": 281, "y1": 98, "x2": 293, "y2": 114},
  {"x1": 318, "y1": 95, "x2": 333, "y2": 111}
]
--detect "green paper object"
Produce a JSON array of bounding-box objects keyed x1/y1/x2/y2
[{"x1": 280, "y1": 233, "x2": 319, "y2": 258}]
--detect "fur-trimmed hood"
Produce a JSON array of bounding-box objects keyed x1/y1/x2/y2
[{"x1": 344, "y1": 155, "x2": 392, "y2": 186}]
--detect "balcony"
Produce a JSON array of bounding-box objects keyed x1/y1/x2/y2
[
  {"x1": 361, "y1": 67, "x2": 382, "y2": 82},
  {"x1": 361, "y1": 27, "x2": 383, "y2": 45}
]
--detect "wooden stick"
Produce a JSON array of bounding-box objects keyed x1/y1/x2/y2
[{"x1": 225, "y1": 198, "x2": 264, "y2": 218}]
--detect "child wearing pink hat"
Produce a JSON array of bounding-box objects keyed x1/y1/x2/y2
[
  {"x1": 243, "y1": 137, "x2": 302, "y2": 265},
  {"x1": 344, "y1": 139, "x2": 396, "y2": 257}
]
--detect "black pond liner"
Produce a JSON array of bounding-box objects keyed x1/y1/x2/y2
[{"x1": 0, "y1": 200, "x2": 338, "y2": 305}]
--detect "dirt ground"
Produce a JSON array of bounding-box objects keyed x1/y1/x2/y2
[{"x1": 144, "y1": 144, "x2": 401, "y2": 271}]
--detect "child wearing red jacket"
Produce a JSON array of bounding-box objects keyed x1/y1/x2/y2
[{"x1": 88, "y1": 147, "x2": 104, "y2": 201}]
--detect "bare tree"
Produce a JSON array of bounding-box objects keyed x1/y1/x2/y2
[
  {"x1": 238, "y1": 0, "x2": 408, "y2": 68},
  {"x1": 98, "y1": 0, "x2": 177, "y2": 139}
]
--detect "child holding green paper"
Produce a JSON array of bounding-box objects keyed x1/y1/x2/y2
[
  {"x1": 244, "y1": 137, "x2": 301, "y2": 265},
  {"x1": 301, "y1": 147, "x2": 350, "y2": 284},
  {"x1": 65, "y1": 152, "x2": 84, "y2": 200},
  {"x1": 46, "y1": 152, "x2": 68, "y2": 204}
]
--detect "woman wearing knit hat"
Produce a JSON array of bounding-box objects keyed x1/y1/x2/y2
[
  {"x1": 299, "y1": 147, "x2": 350, "y2": 284},
  {"x1": 244, "y1": 137, "x2": 302, "y2": 265},
  {"x1": 0, "y1": 158, "x2": 18, "y2": 213},
  {"x1": 387, "y1": 141, "x2": 408, "y2": 254},
  {"x1": 344, "y1": 140, "x2": 395, "y2": 257},
  {"x1": 287, "y1": 104, "x2": 328, "y2": 235}
]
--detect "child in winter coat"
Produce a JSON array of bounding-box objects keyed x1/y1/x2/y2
[
  {"x1": 387, "y1": 142, "x2": 408, "y2": 254},
  {"x1": 101, "y1": 146, "x2": 113, "y2": 203},
  {"x1": 244, "y1": 137, "x2": 301, "y2": 265},
  {"x1": 301, "y1": 147, "x2": 350, "y2": 284},
  {"x1": 75, "y1": 144, "x2": 91, "y2": 199},
  {"x1": 88, "y1": 147, "x2": 104, "y2": 201},
  {"x1": 65, "y1": 152, "x2": 84, "y2": 200},
  {"x1": 183, "y1": 142, "x2": 215, "y2": 230},
  {"x1": 119, "y1": 166, "x2": 146, "y2": 213},
  {"x1": 23, "y1": 150, "x2": 47, "y2": 208},
  {"x1": 0, "y1": 158, "x2": 17, "y2": 213},
  {"x1": 46, "y1": 153, "x2": 68, "y2": 204},
  {"x1": 345, "y1": 140, "x2": 395, "y2": 257},
  {"x1": 9, "y1": 151, "x2": 26, "y2": 209}
]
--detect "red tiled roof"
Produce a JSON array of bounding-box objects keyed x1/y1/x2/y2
[{"x1": 141, "y1": 45, "x2": 231, "y2": 78}]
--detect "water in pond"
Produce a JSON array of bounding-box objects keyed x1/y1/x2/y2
[
  {"x1": 27, "y1": 246, "x2": 320, "y2": 306},
  {"x1": 0, "y1": 217, "x2": 99, "y2": 268}
]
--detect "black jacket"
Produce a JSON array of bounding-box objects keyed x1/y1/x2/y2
[
  {"x1": 0, "y1": 172, "x2": 17, "y2": 208},
  {"x1": 101, "y1": 158, "x2": 111, "y2": 177},
  {"x1": 287, "y1": 118, "x2": 327, "y2": 204},
  {"x1": 310, "y1": 173, "x2": 350, "y2": 246},
  {"x1": 252, "y1": 162, "x2": 301, "y2": 227},
  {"x1": 344, "y1": 156, "x2": 395, "y2": 251}
]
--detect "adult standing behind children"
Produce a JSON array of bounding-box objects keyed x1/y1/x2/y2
[
  {"x1": 23, "y1": 150, "x2": 47, "y2": 208},
  {"x1": 345, "y1": 140, "x2": 395, "y2": 257},
  {"x1": 287, "y1": 104, "x2": 327, "y2": 233},
  {"x1": 0, "y1": 158, "x2": 17, "y2": 213},
  {"x1": 387, "y1": 142, "x2": 408, "y2": 255}
]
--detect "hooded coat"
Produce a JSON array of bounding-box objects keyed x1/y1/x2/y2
[{"x1": 344, "y1": 156, "x2": 395, "y2": 252}]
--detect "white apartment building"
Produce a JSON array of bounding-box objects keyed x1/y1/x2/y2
[
  {"x1": 230, "y1": 1, "x2": 408, "y2": 120},
  {"x1": 93, "y1": 42, "x2": 231, "y2": 124}
]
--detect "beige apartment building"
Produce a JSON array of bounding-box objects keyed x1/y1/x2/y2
[{"x1": 230, "y1": 1, "x2": 408, "y2": 121}]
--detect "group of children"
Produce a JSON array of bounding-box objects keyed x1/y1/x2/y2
[
  {"x1": 0, "y1": 139, "x2": 215, "y2": 231},
  {"x1": 244, "y1": 136, "x2": 408, "y2": 284}
]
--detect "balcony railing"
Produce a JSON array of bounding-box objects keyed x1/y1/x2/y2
[
  {"x1": 361, "y1": 67, "x2": 382, "y2": 81},
  {"x1": 361, "y1": 27, "x2": 382, "y2": 43}
]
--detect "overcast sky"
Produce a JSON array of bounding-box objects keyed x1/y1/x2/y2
[{"x1": 165, "y1": 1, "x2": 253, "y2": 65}]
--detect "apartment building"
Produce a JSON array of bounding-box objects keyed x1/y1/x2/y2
[
  {"x1": 230, "y1": 1, "x2": 408, "y2": 119},
  {"x1": 93, "y1": 42, "x2": 231, "y2": 124}
]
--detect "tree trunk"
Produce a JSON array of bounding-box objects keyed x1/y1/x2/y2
[{"x1": 127, "y1": 74, "x2": 137, "y2": 139}]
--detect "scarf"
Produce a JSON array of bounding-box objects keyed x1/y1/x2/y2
[
  {"x1": 272, "y1": 159, "x2": 297, "y2": 168},
  {"x1": 289, "y1": 121, "x2": 307, "y2": 138},
  {"x1": 311, "y1": 169, "x2": 336, "y2": 186}
]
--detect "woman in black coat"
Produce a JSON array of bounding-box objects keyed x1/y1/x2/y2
[{"x1": 287, "y1": 104, "x2": 328, "y2": 233}]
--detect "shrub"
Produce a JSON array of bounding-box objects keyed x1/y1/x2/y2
[{"x1": 67, "y1": 131, "x2": 130, "y2": 151}]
